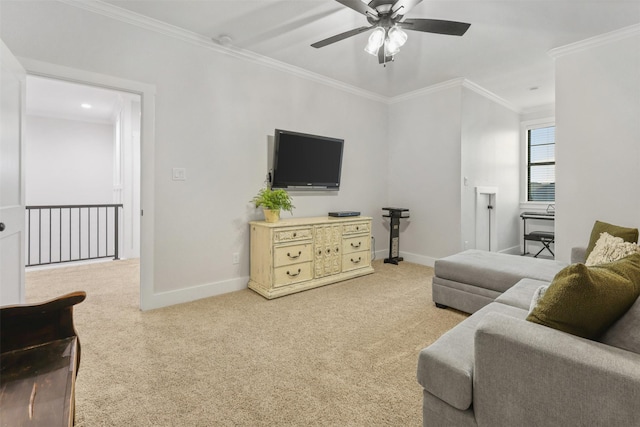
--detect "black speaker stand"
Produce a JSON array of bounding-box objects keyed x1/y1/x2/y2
[{"x1": 382, "y1": 207, "x2": 410, "y2": 265}]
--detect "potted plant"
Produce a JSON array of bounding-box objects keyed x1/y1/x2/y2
[{"x1": 252, "y1": 187, "x2": 294, "y2": 223}]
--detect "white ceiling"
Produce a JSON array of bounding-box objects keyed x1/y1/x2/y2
[
  {"x1": 48, "y1": 0, "x2": 640, "y2": 111},
  {"x1": 27, "y1": 75, "x2": 133, "y2": 124},
  {"x1": 88, "y1": 1, "x2": 640, "y2": 111}
]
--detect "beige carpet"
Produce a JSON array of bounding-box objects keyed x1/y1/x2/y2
[{"x1": 25, "y1": 259, "x2": 466, "y2": 426}]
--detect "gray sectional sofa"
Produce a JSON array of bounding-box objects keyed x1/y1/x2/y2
[
  {"x1": 431, "y1": 249, "x2": 567, "y2": 314},
  {"x1": 418, "y1": 249, "x2": 640, "y2": 426}
]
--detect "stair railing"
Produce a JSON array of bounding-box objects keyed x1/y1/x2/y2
[{"x1": 25, "y1": 204, "x2": 123, "y2": 267}]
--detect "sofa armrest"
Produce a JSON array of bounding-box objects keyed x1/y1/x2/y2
[
  {"x1": 571, "y1": 246, "x2": 587, "y2": 264},
  {"x1": 474, "y1": 312, "x2": 640, "y2": 427}
]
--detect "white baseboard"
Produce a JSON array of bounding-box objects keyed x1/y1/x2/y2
[
  {"x1": 399, "y1": 251, "x2": 438, "y2": 267},
  {"x1": 144, "y1": 247, "x2": 443, "y2": 310},
  {"x1": 374, "y1": 246, "x2": 522, "y2": 267},
  {"x1": 141, "y1": 276, "x2": 249, "y2": 311},
  {"x1": 373, "y1": 249, "x2": 437, "y2": 267}
]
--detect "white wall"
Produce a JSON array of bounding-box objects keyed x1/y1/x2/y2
[
  {"x1": 387, "y1": 85, "x2": 463, "y2": 264},
  {"x1": 387, "y1": 82, "x2": 520, "y2": 264},
  {"x1": 25, "y1": 115, "x2": 114, "y2": 205},
  {"x1": 554, "y1": 30, "x2": 640, "y2": 261},
  {"x1": 0, "y1": 1, "x2": 389, "y2": 303},
  {"x1": 461, "y1": 87, "x2": 520, "y2": 253}
]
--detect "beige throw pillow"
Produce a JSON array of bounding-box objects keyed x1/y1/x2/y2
[
  {"x1": 585, "y1": 220, "x2": 638, "y2": 259},
  {"x1": 586, "y1": 232, "x2": 640, "y2": 266}
]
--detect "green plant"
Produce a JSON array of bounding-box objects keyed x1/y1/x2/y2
[{"x1": 252, "y1": 187, "x2": 294, "y2": 214}]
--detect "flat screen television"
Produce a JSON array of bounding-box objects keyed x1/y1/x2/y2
[{"x1": 271, "y1": 129, "x2": 344, "y2": 191}]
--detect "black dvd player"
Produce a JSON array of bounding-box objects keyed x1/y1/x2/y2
[{"x1": 329, "y1": 211, "x2": 360, "y2": 217}]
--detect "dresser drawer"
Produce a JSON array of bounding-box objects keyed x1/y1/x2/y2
[
  {"x1": 342, "y1": 235, "x2": 371, "y2": 255},
  {"x1": 274, "y1": 227, "x2": 313, "y2": 243},
  {"x1": 343, "y1": 222, "x2": 370, "y2": 235},
  {"x1": 274, "y1": 243, "x2": 313, "y2": 267},
  {"x1": 342, "y1": 251, "x2": 371, "y2": 272},
  {"x1": 274, "y1": 262, "x2": 313, "y2": 287}
]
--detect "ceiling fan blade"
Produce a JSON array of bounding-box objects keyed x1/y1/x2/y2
[
  {"x1": 399, "y1": 19, "x2": 471, "y2": 36},
  {"x1": 390, "y1": 0, "x2": 423, "y2": 19},
  {"x1": 335, "y1": 0, "x2": 379, "y2": 20},
  {"x1": 311, "y1": 26, "x2": 373, "y2": 48}
]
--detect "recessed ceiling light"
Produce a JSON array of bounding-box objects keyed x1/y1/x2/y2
[{"x1": 81, "y1": 103, "x2": 92, "y2": 109}]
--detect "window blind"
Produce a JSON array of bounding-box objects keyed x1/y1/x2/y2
[{"x1": 527, "y1": 126, "x2": 555, "y2": 202}]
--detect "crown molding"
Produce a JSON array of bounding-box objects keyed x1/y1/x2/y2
[
  {"x1": 57, "y1": 0, "x2": 388, "y2": 103},
  {"x1": 388, "y1": 78, "x2": 520, "y2": 113},
  {"x1": 56, "y1": 0, "x2": 524, "y2": 110},
  {"x1": 548, "y1": 23, "x2": 640, "y2": 59},
  {"x1": 387, "y1": 78, "x2": 465, "y2": 104},
  {"x1": 461, "y1": 79, "x2": 521, "y2": 113}
]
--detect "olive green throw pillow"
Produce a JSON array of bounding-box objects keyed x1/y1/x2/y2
[
  {"x1": 527, "y1": 253, "x2": 640, "y2": 340},
  {"x1": 585, "y1": 220, "x2": 638, "y2": 259}
]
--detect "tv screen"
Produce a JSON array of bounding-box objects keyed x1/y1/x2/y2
[{"x1": 272, "y1": 129, "x2": 344, "y2": 190}]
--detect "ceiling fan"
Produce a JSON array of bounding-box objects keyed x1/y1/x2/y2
[{"x1": 311, "y1": 0, "x2": 471, "y2": 65}]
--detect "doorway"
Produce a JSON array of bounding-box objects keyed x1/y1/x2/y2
[
  {"x1": 18, "y1": 58, "x2": 156, "y2": 310},
  {"x1": 25, "y1": 76, "x2": 141, "y2": 266}
]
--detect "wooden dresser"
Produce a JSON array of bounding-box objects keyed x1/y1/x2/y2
[{"x1": 249, "y1": 216, "x2": 374, "y2": 298}]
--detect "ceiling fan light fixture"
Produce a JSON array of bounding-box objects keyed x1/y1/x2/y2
[
  {"x1": 384, "y1": 39, "x2": 401, "y2": 57},
  {"x1": 311, "y1": 0, "x2": 471, "y2": 65},
  {"x1": 388, "y1": 26, "x2": 407, "y2": 47},
  {"x1": 364, "y1": 27, "x2": 386, "y2": 56}
]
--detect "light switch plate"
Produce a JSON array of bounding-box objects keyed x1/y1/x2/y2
[{"x1": 172, "y1": 168, "x2": 186, "y2": 181}]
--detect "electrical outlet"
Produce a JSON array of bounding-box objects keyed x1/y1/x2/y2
[{"x1": 232, "y1": 252, "x2": 240, "y2": 265}]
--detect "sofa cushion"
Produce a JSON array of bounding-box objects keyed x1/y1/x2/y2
[
  {"x1": 417, "y1": 302, "x2": 527, "y2": 411},
  {"x1": 494, "y1": 278, "x2": 550, "y2": 311},
  {"x1": 585, "y1": 220, "x2": 638, "y2": 259},
  {"x1": 527, "y1": 253, "x2": 640, "y2": 340},
  {"x1": 600, "y1": 295, "x2": 640, "y2": 354},
  {"x1": 434, "y1": 250, "x2": 566, "y2": 294}
]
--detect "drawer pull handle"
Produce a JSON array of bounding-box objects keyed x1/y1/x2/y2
[
  {"x1": 287, "y1": 251, "x2": 302, "y2": 259},
  {"x1": 318, "y1": 250, "x2": 322, "y2": 255},
  {"x1": 356, "y1": 226, "x2": 359, "y2": 230},
  {"x1": 326, "y1": 248, "x2": 331, "y2": 254},
  {"x1": 351, "y1": 257, "x2": 362, "y2": 264},
  {"x1": 286, "y1": 268, "x2": 302, "y2": 277},
  {"x1": 351, "y1": 242, "x2": 362, "y2": 249},
  {"x1": 293, "y1": 232, "x2": 297, "y2": 237}
]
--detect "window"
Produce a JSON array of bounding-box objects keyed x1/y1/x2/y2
[{"x1": 527, "y1": 125, "x2": 555, "y2": 202}]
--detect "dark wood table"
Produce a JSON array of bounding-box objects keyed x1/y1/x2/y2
[
  {"x1": 0, "y1": 292, "x2": 85, "y2": 427},
  {"x1": 1, "y1": 337, "x2": 78, "y2": 426}
]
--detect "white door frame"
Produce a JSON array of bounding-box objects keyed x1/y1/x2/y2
[{"x1": 19, "y1": 57, "x2": 156, "y2": 310}]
